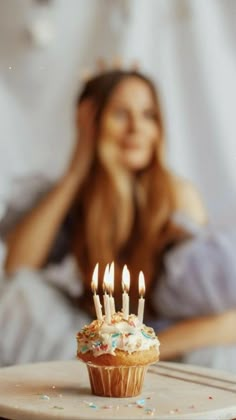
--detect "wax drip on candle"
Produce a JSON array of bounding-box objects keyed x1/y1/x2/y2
[
  {"x1": 91, "y1": 263, "x2": 103, "y2": 320},
  {"x1": 122, "y1": 265, "x2": 130, "y2": 320}
]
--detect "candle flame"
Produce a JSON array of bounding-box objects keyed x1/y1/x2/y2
[
  {"x1": 91, "y1": 263, "x2": 99, "y2": 293},
  {"x1": 109, "y1": 261, "x2": 115, "y2": 295},
  {"x1": 103, "y1": 263, "x2": 110, "y2": 293},
  {"x1": 122, "y1": 264, "x2": 130, "y2": 292},
  {"x1": 139, "y1": 271, "x2": 145, "y2": 296}
]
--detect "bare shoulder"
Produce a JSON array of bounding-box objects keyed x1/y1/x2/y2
[{"x1": 173, "y1": 175, "x2": 208, "y2": 225}]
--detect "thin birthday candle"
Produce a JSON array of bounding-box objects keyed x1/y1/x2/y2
[
  {"x1": 122, "y1": 265, "x2": 130, "y2": 320},
  {"x1": 137, "y1": 271, "x2": 145, "y2": 323},
  {"x1": 109, "y1": 262, "x2": 116, "y2": 315},
  {"x1": 103, "y1": 264, "x2": 111, "y2": 323},
  {"x1": 91, "y1": 263, "x2": 103, "y2": 320}
]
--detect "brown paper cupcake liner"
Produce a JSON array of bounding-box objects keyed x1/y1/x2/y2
[{"x1": 86, "y1": 363, "x2": 148, "y2": 397}]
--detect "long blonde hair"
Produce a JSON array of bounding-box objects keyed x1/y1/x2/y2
[{"x1": 71, "y1": 70, "x2": 188, "y2": 314}]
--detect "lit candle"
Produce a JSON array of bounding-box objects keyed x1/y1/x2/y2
[
  {"x1": 137, "y1": 271, "x2": 145, "y2": 323},
  {"x1": 122, "y1": 265, "x2": 130, "y2": 320},
  {"x1": 103, "y1": 264, "x2": 111, "y2": 323},
  {"x1": 91, "y1": 263, "x2": 103, "y2": 320},
  {"x1": 109, "y1": 262, "x2": 116, "y2": 315}
]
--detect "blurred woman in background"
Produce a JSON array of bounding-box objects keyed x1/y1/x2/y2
[{"x1": 2, "y1": 69, "x2": 236, "y2": 369}]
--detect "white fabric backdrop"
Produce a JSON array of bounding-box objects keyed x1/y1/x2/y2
[{"x1": 0, "y1": 0, "x2": 235, "y2": 225}]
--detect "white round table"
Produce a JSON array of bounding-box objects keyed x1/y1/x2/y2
[{"x1": 0, "y1": 360, "x2": 236, "y2": 419}]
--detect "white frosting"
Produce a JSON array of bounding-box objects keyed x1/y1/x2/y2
[{"x1": 77, "y1": 313, "x2": 160, "y2": 357}]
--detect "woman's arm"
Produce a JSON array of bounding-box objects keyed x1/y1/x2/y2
[
  {"x1": 5, "y1": 171, "x2": 81, "y2": 274},
  {"x1": 158, "y1": 310, "x2": 236, "y2": 360},
  {"x1": 5, "y1": 101, "x2": 95, "y2": 275}
]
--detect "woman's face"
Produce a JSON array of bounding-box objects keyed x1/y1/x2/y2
[{"x1": 99, "y1": 77, "x2": 160, "y2": 172}]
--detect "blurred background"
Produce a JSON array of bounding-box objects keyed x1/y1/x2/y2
[{"x1": 0, "y1": 0, "x2": 235, "y2": 226}]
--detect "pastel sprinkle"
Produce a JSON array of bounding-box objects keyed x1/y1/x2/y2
[
  {"x1": 102, "y1": 405, "x2": 113, "y2": 409},
  {"x1": 145, "y1": 408, "x2": 156, "y2": 416},
  {"x1": 136, "y1": 399, "x2": 146, "y2": 407},
  {"x1": 141, "y1": 331, "x2": 152, "y2": 339},
  {"x1": 89, "y1": 403, "x2": 97, "y2": 409},
  {"x1": 52, "y1": 406, "x2": 64, "y2": 410},
  {"x1": 83, "y1": 400, "x2": 98, "y2": 409},
  {"x1": 137, "y1": 399, "x2": 145, "y2": 404},
  {"x1": 39, "y1": 395, "x2": 50, "y2": 400}
]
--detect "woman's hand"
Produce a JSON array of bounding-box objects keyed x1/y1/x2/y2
[{"x1": 67, "y1": 99, "x2": 96, "y2": 184}]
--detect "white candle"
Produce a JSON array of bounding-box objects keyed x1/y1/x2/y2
[
  {"x1": 137, "y1": 271, "x2": 145, "y2": 323},
  {"x1": 109, "y1": 262, "x2": 116, "y2": 315},
  {"x1": 103, "y1": 264, "x2": 111, "y2": 324},
  {"x1": 122, "y1": 265, "x2": 130, "y2": 320},
  {"x1": 91, "y1": 263, "x2": 103, "y2": 320}
]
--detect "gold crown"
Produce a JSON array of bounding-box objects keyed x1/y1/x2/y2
[{"x1": 80, "y1": 56, "x2": 140, "y2": 83}]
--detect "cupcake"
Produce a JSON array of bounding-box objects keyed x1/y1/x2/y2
[{"x1": 76, "y1": 312, "x2": 160, "y2": 397}]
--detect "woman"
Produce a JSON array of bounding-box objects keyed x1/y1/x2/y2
[{"x1": 1, "y1": 69, "x2": 234, "y2": 366}]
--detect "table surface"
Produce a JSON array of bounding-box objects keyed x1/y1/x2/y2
[{"x1": 0, "y1": 360, "x2": 236, "y2": 419}]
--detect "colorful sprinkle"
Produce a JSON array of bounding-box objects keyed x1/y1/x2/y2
[
  {"x1": 39, "y1": 395, "x2": 50, "y2": 400},
  {"x1": 89, "y1": 403, "x2": 97, "y2": 409},
  {"x1": 52, "y1": 406, "x2": 64, "y2": 410},
  {"x1": 83, "y1": 400, "x2": 98, "y2": 409},
  {"x1": 141, "y1": 330, "x2": 153, "y2": 339},
  {"x1": 145, "y1": 408, "x2": 156, "y2": 416},
  {"x1": 136, "y1": 398, "x2": 146, "y2": 407},
  {"x1": 169, "y1": 408, "x2": 179, "y2": 413}
]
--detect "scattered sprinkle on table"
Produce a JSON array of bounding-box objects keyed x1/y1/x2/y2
[
  {"x1": 145, "y1": 407, "x2": 156, "y2": 416},
  {"x1": 83, "y1": 400, "x2": 98, "y2": 409},
  {"x1": 136, "y1": 398, "x2": 146, "y2": 407},
  {"x1": 39, "y1": 395, "x2": 50, "y2": 400},
  {"x1": 169, "y1": 408, "x2": 180, "y2": 414}
]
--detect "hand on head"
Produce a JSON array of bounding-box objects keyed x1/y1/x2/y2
[{"x1": 68, "y1": 99, "x2": 96, "y2": 182}]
